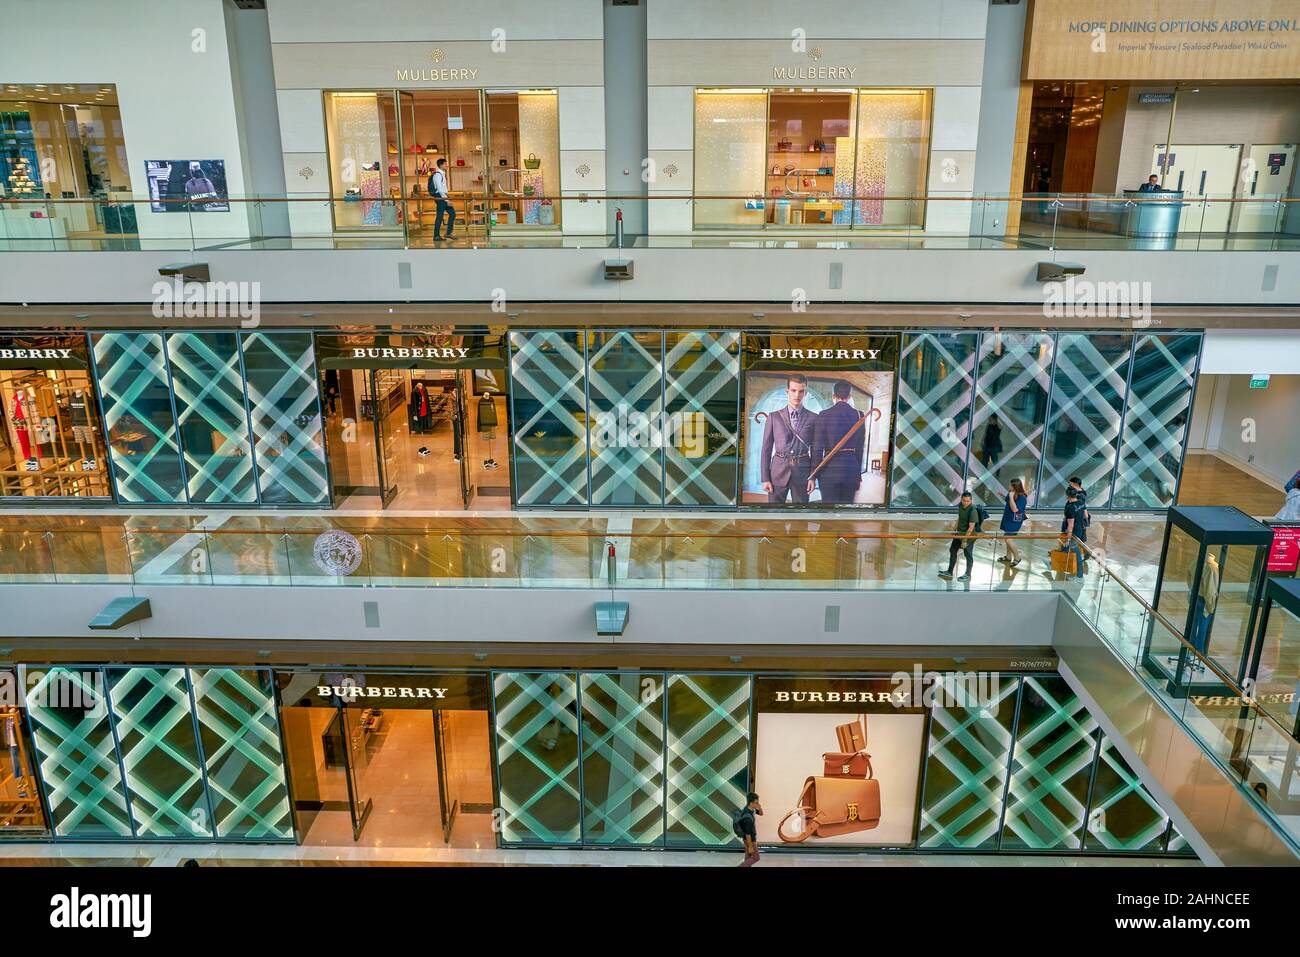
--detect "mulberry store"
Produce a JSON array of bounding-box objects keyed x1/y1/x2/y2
[
  {"x1": 0, "y1": 663, "x2": 1195, "y2": 857},
  {"x1": 0, "y1": 326, "x2": 1204, "y2": 513}
]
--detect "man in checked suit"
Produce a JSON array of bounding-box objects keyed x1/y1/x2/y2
[{"x1": 760, "y1": 374, "x2": 819, "y2": 504}]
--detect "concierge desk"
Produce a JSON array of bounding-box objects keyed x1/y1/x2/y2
[{"x1": 1121, "y1": 189, "x2": 1184, "y2": 241}]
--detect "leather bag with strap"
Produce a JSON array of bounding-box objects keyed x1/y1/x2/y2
[
  {"x1": 835, "y1": 714, "x2": 867, "y2": 753},
  {"x1": 777, "y1": 776, "x2": 882, "y2": 842},
  {"x1": 823, "y1": 750, "x2": 873, "y2": 778}
]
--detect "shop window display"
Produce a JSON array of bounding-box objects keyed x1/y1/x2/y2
[
  {"x1": 324, "y1": 89, "x2": 561, "y2": 240},
  {"x1": 694, "y1": 88, "x2": 931, "y2": 230},
  {"x1": 0, "y1": 337, "x2": 110, "y2": 499},
  {"x1": 0, "y1": 671, "x2": 48, "y2": 838},
  {"x1": 0, "y1": 84, "x2": 131, "y2": 241}
]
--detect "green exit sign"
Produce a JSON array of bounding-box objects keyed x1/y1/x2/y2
[{"x1": 1250, "y1": 375, "x2": 1270, "y2": 389}]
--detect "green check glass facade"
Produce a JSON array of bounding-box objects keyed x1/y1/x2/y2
[{"x1": 23, "y1": 666, "x2": 293, "y2": 843}]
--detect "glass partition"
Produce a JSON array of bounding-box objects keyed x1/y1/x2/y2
[
  {"x1": 693, "y1": 90, "x2": 767, "y2": 228},
  {"x1": 323, "y1": 91, "x2": 401, "y2": 233},
  {"x1": 486, "y1": 91, "x2": 560, "y2": 229}
]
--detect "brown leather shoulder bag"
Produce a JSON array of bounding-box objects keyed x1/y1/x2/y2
[
  {"x1": 835, "y1": 714, "x2": 868, "y2": 752},
  {"x1": 777, "y1": 776, "x2": 882, "y2": 842}
]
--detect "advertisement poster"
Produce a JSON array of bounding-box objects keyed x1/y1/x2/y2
[
  {"x1": 1268, "y1": 525, "x2": 1300, "y2": 573},
  {"x1": 145, "y1": 159, "x2": 229, "y2": 212},
  {"x1": 741, "y1": 334, "x2": 897, "y2": 507},
  {"x1": 753, "y1": 677, "x2": 926, "y2": 847}
]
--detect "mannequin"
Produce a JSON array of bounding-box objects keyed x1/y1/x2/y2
[
  {"x1": 477, "y1": 391, "x2": 499, "y2": 470},
  {"x1": 10, "y1": 391, "x2": 32, "y2": 462},
  {"x1": 409, "y1": 381, "x2": 432, "y2": 434},
  {"x1": 1187, "y1": 551, "x2": 1220, "y2": 667},
  {"x1": 2, "y1": 709, "x2": 25, "y2": 798}
]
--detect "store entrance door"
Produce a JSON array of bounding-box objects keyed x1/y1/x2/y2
[{"x1": 281, "y1": 672, "x2": 494, "y2": 848}]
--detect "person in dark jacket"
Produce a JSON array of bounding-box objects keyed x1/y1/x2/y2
[
  {"x1": 812, "y1": 380, "x2": 866, "y2": 505},
  {"x1": 737, "y1": 792, "x2": 763, "y2": 867}
]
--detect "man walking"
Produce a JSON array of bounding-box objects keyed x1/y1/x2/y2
[
  {"x1": 938, "y1": 491, "x2": 978, "y2": 582},
  {"x1": 812, "y1": 379, "x2": 866, "y2": 505},
  {"x1": 429, "y1": 157, "x2": 456, "y2": 241},
  {"x1": 760, "y1": 375, "x2": 819, "y2": 504},
  {"x1": 1058, "y1": 488, "x2": 1087, "y2": 580},
  {"x1": 734, "y1": 792, "x2": 763, "y2": 867}
]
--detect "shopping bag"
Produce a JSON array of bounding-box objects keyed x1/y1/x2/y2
[{"x1": 1050, "y1": 549, "x2": 1078, "y2": 575}]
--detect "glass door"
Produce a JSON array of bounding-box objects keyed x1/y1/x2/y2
[
  {"x1": 432, "y1": 709, "x2": 459, "y2": 842},
  {"x1": 368, "y1": 369, "x2": 401, "y2": 507},
  {"x1": 455, "y1": 372, "x2": 471, "y2": 506},
  {"x1": 338, "y1": 705, "x2": 374, "y2": 840}
]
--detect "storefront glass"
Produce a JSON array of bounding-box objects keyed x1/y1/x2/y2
[
  {"x1": 1113, "y1": 333, "x2": 1199, "y2": 509},
  {"x1": 325, "y1": 89, "x2": 562, "y2": 239},
  {"x1": 280, "y1": 672, "x2": 493, "y2": 848},
  {"x1": 588, "y1": 331, "x2": 664, "y2": 507},
  {"x1": 0, "y1": 335, "x2": 110, "y2": 498},
  {"x1": 240, "y1": 331, "x2": 329, "y2": 506},
  {"x1": 579, "y1": 672, "x2": 666, "y2": 845},
  {"x1": 1041, "y1": 333, "x2": 1132, "y2": 507},
  {"x1": 90, "y1": 331, "x2": 186, "y2": 505},
  {"x1": 665, "y1": 673, "x2": 751, "y2": 847},
  {"x1": 968, "y1": 332, "x2": 1053, "y2": 508},
  {"x1": 0, "y1": 669, "x2": 49, "y2": 838},
  {"x1": 0, "y1": 84, "x2": 129, "y2": 237},
  {"x1": 694, "y1": 88, "x2": 931, "y2": 229},
  {"x1": 492, "y1": 671, "x2": 582, "y2": 844},
  {"x1": 664, "y1": 331, "x2": 741, "y2": 507},
  {"x1": 891, "y1": 331, "x2": 977, "y2": 509}
]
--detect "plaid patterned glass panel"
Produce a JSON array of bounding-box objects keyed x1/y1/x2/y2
[
  {"x1": 191, "y1": 668, "x2": 293, "y2": 840},
  {"x1": 1001, "y1": 675, "x2": 1097, "y2": 850},
  {"x1": 240, "y1": 332, "x2": 329, "y2": 505},
  {"x1": 492, "y1": 672, "x2": 581, "y2": 844},
  {"x1": 167, "y1": 332, "x2": 257, "y2": 504},
  {"x1": 90, "y1": 332, "x2": 186, "y2": 503},
  {"x1": 919, "y1": 674, "x2": 1019, "y2": 849},
  {"x1": 588, "y1": 331, "x2": 664, "y2": 506},
  {"x1": 664, "y1": 331, "x2": 740, "y2": 506},
  {"x1": 26, "y1": 667, "x2": 132, "y2": 838},
  {"x1": 891, "y1": 332, "x2": 976, "y2": 507},
  {"x1": 1042, "y1": 334, "x2": 1132, "y2": 508},
  {"x1": 1112, "y1": 334, "x2": 1200, "y2": 509},
  {"x1": 106, "y1": 667, "x2": 212, "y2": 838},
  {"x1": 1084, "y1": 735, "x2": 1170, "y2": 853},
  {"x1": 509, "y1": 331, "x2": 589, "y2": 506},
  {"x1": 1167, "y1": 824, "x2": 1191, "y2": 854},
  {"x1": 969, "y1": 334, "x2": 1053, "y2": 507},
  {"x1": 580, "y1": 672, "x2": 666, "y2": 845},
  {"x1": 666, "y1": 673, "x2": 750, "y2": 847}
]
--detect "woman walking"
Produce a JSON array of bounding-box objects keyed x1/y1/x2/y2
[{"x1": 997, "y1": 478, "x2": 1029, "y2": 567}]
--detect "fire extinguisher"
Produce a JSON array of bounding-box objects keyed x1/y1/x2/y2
[
  {"x1": 614, "y1": 207, "x2": 624, "y2": 249},
  {"x1": 606, "y1": 540, "x2": 617, "y2": 588}
]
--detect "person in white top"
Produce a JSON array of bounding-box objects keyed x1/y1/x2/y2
[{"x1": 428, "y1": 157, "x2": 456, "y2": 241}]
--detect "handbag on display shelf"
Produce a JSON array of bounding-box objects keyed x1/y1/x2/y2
[{"x1": 777, "y1": 776, "x2": 882, "y2": 842}]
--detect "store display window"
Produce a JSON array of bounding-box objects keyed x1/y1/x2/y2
[
  {"x1": 324, "y1": 89, "x2": 561, "y2": 239},
  {"x1": 0, "y1": 669, "x2": 49, "y2": 838},
  {"x1": 0, "y1": 335, "x2": 111, "y2": 499},
  {"x1": 694, "y1": 88, "x2": 931, "y2": 230}
]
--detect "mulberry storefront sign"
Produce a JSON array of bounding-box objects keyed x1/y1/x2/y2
[
  {"x1": 773, "y1": 65, "x2": 858, "y2": 80},
  {"x1": 396, "y1": 68, "x2": 480, "y2": 82}
]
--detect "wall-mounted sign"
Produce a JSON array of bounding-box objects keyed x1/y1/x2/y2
[
  {"x1": 773, "y1": 66, "x2": 858, "y2": 81},
  {"x1": 396, "y1": 68, "x2": 480, "y2": 82},
  {"x1": 287, "y1": 671, "x2": 489, "y2": 710},
  {"x1": 0, "y1": 336, "x2": 88, "y2": 370},
  {"x1": 1250, "y1": 374, "x2": 1271, "y2": 389},
  {"x1": 1025, "y1": 0, "x2": 1300, "y2": 81},
  {"x1": 1138, "y1": 92, "x2": 1176, "y2": 103},
  {"x1": 316, "y1": 333, "x2": 507, "y2": 370}
]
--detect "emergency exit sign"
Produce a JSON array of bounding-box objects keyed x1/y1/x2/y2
[{"x1": 1250, "y1": 375, "x2": 1270, "y2": 389}]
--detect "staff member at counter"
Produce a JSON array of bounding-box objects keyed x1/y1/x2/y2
[{"x1": 1138, "y1": 175, "x2": 1165, "y2": 192}]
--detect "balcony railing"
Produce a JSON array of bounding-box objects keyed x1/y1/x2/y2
[
  {"x1": 4, "y1": 520, "x2": 1300, "y2": 853},
  {"x1": 0, "y1": 193, "x2": 1296, "y2": 252}
]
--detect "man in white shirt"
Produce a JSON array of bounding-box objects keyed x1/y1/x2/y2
[{"x1": 428, "y1": 158, "x2": 455, "y2": 241}]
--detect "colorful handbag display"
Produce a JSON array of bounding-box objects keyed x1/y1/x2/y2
[{"x1": 777, "y1": 776, "x2": 882, "y2": 842}]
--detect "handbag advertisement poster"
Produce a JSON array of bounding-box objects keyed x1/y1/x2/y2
[{"x1": 753, "y1": 677, "x2": 926, "y2": 847}]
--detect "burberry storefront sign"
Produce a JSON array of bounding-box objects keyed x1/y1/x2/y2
[
  {"x1": 352, "y1": 347, "x2": 469, "y2": 360},
  {"x1": 318, "y1": 685, "x2": 448, "y2": 700}
]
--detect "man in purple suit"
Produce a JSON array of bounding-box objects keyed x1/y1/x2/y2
[{"x1": 760, "y1": 374, "x2": 819, "y2": 504}]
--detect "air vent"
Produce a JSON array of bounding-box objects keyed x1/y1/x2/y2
[{"x1": 232, "y1": 0, "x2": 266, "y2": 9}]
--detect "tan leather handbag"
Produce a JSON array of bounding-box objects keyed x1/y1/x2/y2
[
  {"x1": 835, "y1": 715, "x2": 867, "y2": 753},
  {"x1": 823, "y1": 750, "x2": 873, "y2": 778},
  {"x1": 777, "y1": 776, "x2": 882, "y2": 842}
]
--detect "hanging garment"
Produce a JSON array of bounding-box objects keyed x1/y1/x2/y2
[
  {"x1": 11, "y1": 393, "x2": 32, "y2": 460},
  {"x1": 476, "y1": 394, "x2": 498, "y2": 433}
]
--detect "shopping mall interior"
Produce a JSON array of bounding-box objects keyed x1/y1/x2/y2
[{"x1": 1, "y1": 3, "x2": 1300, "y2": 919}]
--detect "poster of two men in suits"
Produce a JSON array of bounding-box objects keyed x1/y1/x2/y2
[{"x1": 743, "y1": 369, "x2": 894, "y2": 505}]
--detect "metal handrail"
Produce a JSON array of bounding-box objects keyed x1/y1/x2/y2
[{"x1": 2, "y1": 193, "x2": 1296, "y2": 205}]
